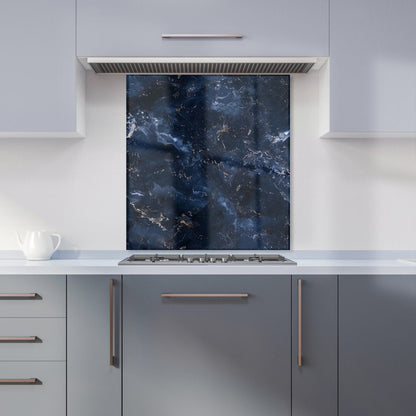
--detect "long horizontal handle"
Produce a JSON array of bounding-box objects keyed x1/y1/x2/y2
[
  {"x1": 161, "y1": 293, "x2": 248, "y2": 298},
  {"x1": 0, "y1": 336, "x2": 38, "y2": 342},
  {"x1": 0, "y1": 378, "x2": 39, "y2": 385},
  {"x1": 162, "y1": 34, "x2": 243, "y2": 39},
  {"x1": 0, "y1": 293, "x2": 38, "y2": 299}
]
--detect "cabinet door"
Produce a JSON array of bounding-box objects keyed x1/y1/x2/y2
[
  {"x1": 124, "y1": 275, "x2": 291, "y2": 416},
  {"x1": 339, "y1": 275, "x2": 416, "y2": 416},
  {"x1": 292, "y1": 276, "x2": 337, "y2": 416},
  {"x1": 329, "y1": 0, "x2": 416, "y2": 136},
  {"x1": 0, "y1": 0, "x2": 83, "y2": 138},
  {"x1": 67, "y1": 275, "x2": 121, "y2": 416},
  {"x1": 77, "y1": 0, "x2": 328, "y2": 57}
]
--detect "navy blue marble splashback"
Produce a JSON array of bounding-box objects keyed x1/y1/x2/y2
[{"x1": 126, "y1": 75, "x2": 290, "y2": 250}]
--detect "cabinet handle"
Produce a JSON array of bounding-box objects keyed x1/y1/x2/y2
[
  {"x1": 0, "y1": 378, "x2": 40, "y2": 385},
  {"x1": 161, "y1": 293, "x2": 248, "y2": 298},
  {"x1": 162, "y1": 34, "x2": 243, "y2": 39},
  {"x1": 297, "y1": 279, "x2": 303, "y2": 367},
  {"x1": 0, "y1": 293, "x2": 38, "y2": 299},
  {"x1": 0, "y1": 336, "x2": 39, "y2": 342},
  {"x1": 109, "y1": 279, "x2": 115, "y2": 367}
]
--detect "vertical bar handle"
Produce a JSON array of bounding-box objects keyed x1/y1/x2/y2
[
  {"x1": 297, "y1": 279, "x2": 303, "y2": 367},
  {"x1": 109, "y1": 279, "x2": 115, "y2": 366}
]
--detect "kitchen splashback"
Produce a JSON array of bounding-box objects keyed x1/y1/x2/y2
[{"x1": 126, "y1": 75, "x2": 290, "y2": 250}]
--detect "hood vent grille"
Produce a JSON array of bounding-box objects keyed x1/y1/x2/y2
[{"x1": 87, "y1": 58, "x2": 316, "y2": 74}]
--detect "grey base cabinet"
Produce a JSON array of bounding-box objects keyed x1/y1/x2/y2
[
  {"x1": 67, "y1": 275, "x2": 121, "y2": 416},
  {"x1": 65, "y1": 272, "x2": 416, "y2": 416},
  {"x1": 124, "y1": 275, "x2": 291, "y2": 416},
  {"x1": 339, "y1": 275, "x2": 416, "y2": 416},
  {"x1": 292, "y1": 276, "x2": 338, "y2": 416},
  {"x1": 0, "y1": 275, "x2": 66, "y2": 416}
]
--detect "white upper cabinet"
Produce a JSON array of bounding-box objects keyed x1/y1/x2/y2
[
  {"x1": 0, "y1": 0, "x2": 84, "y2": 138},
  {"x1": 326, "y1": 0, "x2": 416, "y2": 138},
  {"x1": 77, "y1": 0, "x2": 329, "y2": 57}
]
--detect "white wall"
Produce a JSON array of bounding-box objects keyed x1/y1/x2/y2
[
  {"x1": 0, "y1": 70, "x2": 415, "y2": 250},
  {"x1": 0, "y1": 72, "x2": 125, "y2": 250}
]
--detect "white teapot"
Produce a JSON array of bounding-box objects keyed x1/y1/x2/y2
[{"x1": 16, "y1": 230, "x2": 61, "y2": 260}]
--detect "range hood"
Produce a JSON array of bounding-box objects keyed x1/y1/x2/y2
[{"x1": 86, "y1": 57, "x2": 323, "y2": 74}]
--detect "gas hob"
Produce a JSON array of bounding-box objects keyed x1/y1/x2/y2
[{"x1": 119, "y1": 254, "x2": 297, "y2": 265}]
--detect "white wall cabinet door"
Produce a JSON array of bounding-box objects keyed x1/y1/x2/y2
[
  {"x1": 326, "y1": 0, "x2": 416, "y2": 138},
  {"x1": 0, "y1": 0, "x2": 84, "y2": 138},
  {"x1": 77, "y1": 0, "x2": 329, "y2": 57}
]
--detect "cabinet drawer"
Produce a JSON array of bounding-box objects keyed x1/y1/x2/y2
[
  {"x1": 0, "y1": 362, "x2": 65, "y2": 416},
  {"x1": 0, "y1": 318, "x2": 65, "y2": 361},
  {"x1": 77, "y1": 0, "x2": 329, "y2": 57},
  {"x1": 0, "y1": 276, "x2": 65, "y2": 317}
]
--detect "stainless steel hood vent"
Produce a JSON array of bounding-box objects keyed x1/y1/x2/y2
[{"x1": 87, "y1": 57, "x2": 317, "y2": 74}]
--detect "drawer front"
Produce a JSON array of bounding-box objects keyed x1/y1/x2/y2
[
  {"x1": 0, "y1": 276, "x2": 65, "y2": 317},
  {"x1": 77, "y1": 0, "x2": 329, "y2": 57},
  {"x1": 0, "y1": 362, "x2": 65, "y2": 416},
  {"x1": 0, "y1": 318, "x2": 65, "y2": 361}
]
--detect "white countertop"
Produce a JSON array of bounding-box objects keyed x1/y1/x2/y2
[{"x1": 0, "y1": 255, "x2": 415, "y2": 275}]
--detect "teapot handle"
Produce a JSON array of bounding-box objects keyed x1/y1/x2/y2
[
  {"x1": 51, "y1": 234, "x2": 61, "y2": 253},
  {"x1": 15, "y1": 231, "x2": 23, "y2": 248}
]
